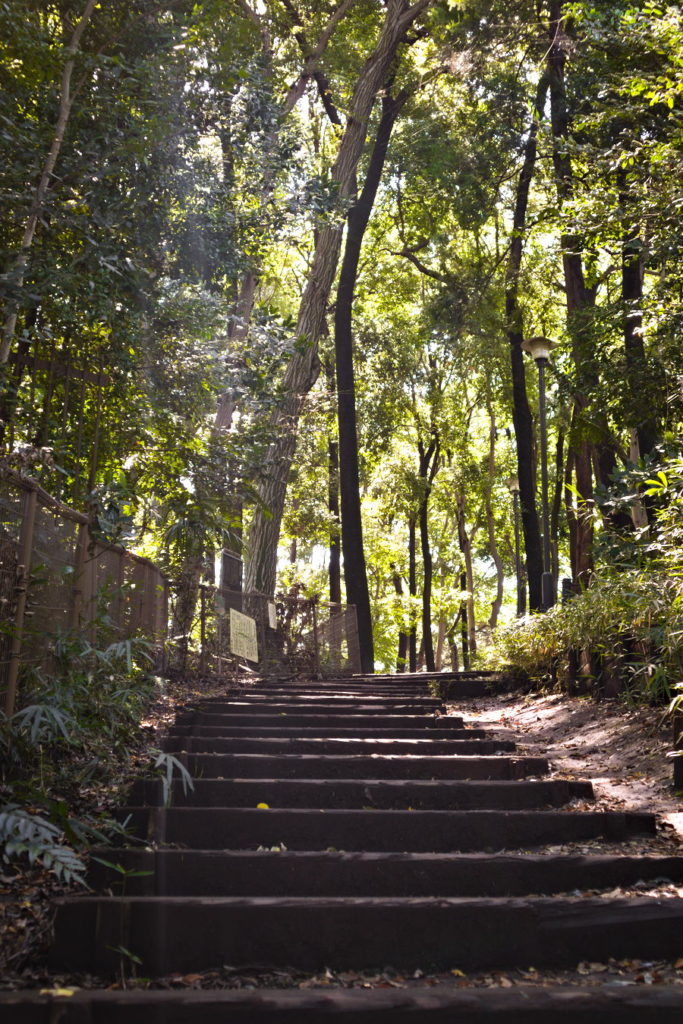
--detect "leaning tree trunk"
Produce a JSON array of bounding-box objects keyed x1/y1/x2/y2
[
  {"x1": 335, "y1": 89, "x2": 408, "y2": 671},
  {"x1": 245, "y1": 0, "x2": 432, "y2": 598},
  {"x1": 505, "y1": 71, "x2": 548, "y2": 610}
]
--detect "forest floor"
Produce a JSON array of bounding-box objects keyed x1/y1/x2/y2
[{"x1": 1, "y1": 682, "x2": 683, "y2": 993}]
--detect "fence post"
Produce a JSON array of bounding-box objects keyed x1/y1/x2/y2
[
  {"x1": 68, "y1": 521, "x2": 89, "y2": 632},
  {"x1": 4, "y1": 487, "x2": 38, "y2": 717}
]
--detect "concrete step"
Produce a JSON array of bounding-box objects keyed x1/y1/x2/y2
[
  {"x1": 88, "y1": 849, "x2": 683, "y2": 898},
  {"x1": 7, "y1": 986, "x2": 683, "y2": 1023},
  {"x1": 129, "y1": 777, "x2": 591, "y2": 810},
  {"x1": 51, "y1": 894, "x2": 683, "y2": 974},
  {"x1": 181, "y1": 752, "x2": 549, "y2": 780},
  {"x1": 176, "y1": 713, "x2": 458, "y2": 730},
  {"x1": 164, "y1": 737, "x2": 516, "y2": 756},
  {"x1": 197, "y1": 695, "x2": 443, "y2": 706},
  {"x1": 119, "y1": 807, "x2": 655, "y2": 851},
  {"x1": 167, "y1": 724, "x2": 478, "y2": 739}
]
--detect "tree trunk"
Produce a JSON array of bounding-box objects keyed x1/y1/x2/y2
[
  {"x1": 505, "y1": 72, "x2": 548, "y2": 610},
  {"x1": 392, "y1": 565, "x2": 409, "y2": 672},
  {"x1": 417, "y1": 436, "x2": 440, "y2": 671},
  {"x1": 335, "y1": 90, "x2": 408, "y2": 671},
  {"x1": 245, "y1": 0, "x2": 432, "y2": 599},
  {"x1": 408, "y1": 516, "x2": 418, "y2": 672},
  {"x1": 548, "y1": 1, "x2": 595, "y2": 587},
  {"x1": 485, "y1": 401, "x2": 504, "y2": 628},
  {"x1": 456, "y1": 494, "x2": 477, "y2": 657},
  {"x1": 1, "y1": 0, "x2": 98, "y2": 366},
  {"x1": 619, "y1": 176, "x2": 658, "y2": 458},
  {"x1": 459, "y1": 572, "x2": 470, "y2": 671}
]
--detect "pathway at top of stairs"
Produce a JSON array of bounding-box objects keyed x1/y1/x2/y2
[{"x1": 4, "y1": 671, "x2": 683, "y2": 1022}]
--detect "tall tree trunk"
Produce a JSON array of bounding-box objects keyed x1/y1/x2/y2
[
  {"x1": 326, "y1": 363, "x2": 342, "y2": 605},
  {"x1": 1, "y1": 0, "x2": 97, "y2": 366},
  {"x1": 485, "y1": 400, "x2": 504, "y2": 628},
  {"x1": 619, "y1": 175, "x2": 658, "y2": 458},
  {"x1": 456, "y1": 494, "x2": 477, "y2": 657},
  {"x1": 417, "y1": 436, "x2": 440, "y2": 672},
  {"x1": 335, "y1": 89, "x2": 408, "y2": 671},
  {"x1": 548, "y1": 2, "x2": 594, "y2": 587},
  {"x1": 459, "y1": 572, "x2": 470, "y2": 671},
  {"x1": 392, "y1": 565, "x2": 409, "y2": 672},
  {"x1": 408, "y1": 517, "x2": 418, "y2": 672},
  {"x1": 505, "y1": 72, "x2": 548, "y2": 610},
  {"x1": 245, "y1": 0, "x2": 432, "y2": 599}
]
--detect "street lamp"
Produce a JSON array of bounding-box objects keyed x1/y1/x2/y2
[
  {"x1": 521, "y1": 335, "x2": 556, "y2": 611},
  {"x1": 505, "y1": 475, "x2": 526, "y2": 617}
]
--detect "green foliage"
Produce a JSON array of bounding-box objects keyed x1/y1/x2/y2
[{"x1": 0, "y1": 632, "x2": 156, "y2": 883}]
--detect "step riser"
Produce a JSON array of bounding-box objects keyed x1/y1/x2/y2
[
  {"x1": 179, "y1": 705, "x2": 439, "y2": 717},
  {"x1": 199, "y1": 697, "x2": 443, "y2": 706},
  {"x1": 129, "y1": 778, "x2": 592, "y2": 810},
  {"x1": 167, "y1": 726, "x2": 475, "y2": 739},
  {"x1": 164, "y1": 738, "x2": 515, "y2": 756},
  {"x1": 180, "y1": 715, "x2": 451, "y2": 729},
  {"x1": 51, "y1": 898, "x2": 683, "y2": 975},
  {"x1": 6, "y1": 989, "x2": 683, "y2": 1023},
  {"x1": 182, "y1": 754, "x2": 549, "y2": 780},
  {"x1": 88, "y1": 851, "x2": 683, "y2": 898},
  {"x1": 120, "y1": 808, "x2": 654, "y2": 852}
]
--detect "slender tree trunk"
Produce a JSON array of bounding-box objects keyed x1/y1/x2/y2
[
  {"x1": 245, "y1": 0, "x2": 432, "y2": 599},
  {"x1": 417, "y1": 436, "x2": 440, "y2": 671},
  {"x1": 335, "y1": 90, "x2": 408, "y2": 671},
  {"x1": 456, "y1": 494, "x2": 477, "y2": 657},
  {"x1": 435, "y1": 614, "x2": 446, "y2": 670},
  {"x1": 619, "y1": 176, "x2": 658, "y2": 458},
  {"x1": 408, "y1": 517, "x2": 418, "y2": 672},
  {"x1": 548, "y1": 2, "x2": 595, "y2": 587},
  {"x1": 459, "y1": 572, "x2": 470, "y2": 671},
  {"x1": 1, "y1": 0, "x2": 97, "y2": 366},
  {"x1": 505, "y1": 72, "x2": 548, "y2": 610},
  {"x1": 392, "y1": 565, "x2": 409, "y2": 671},
  {"x1": 485, "y1": 401, "x2": 504, "y2": 628}
]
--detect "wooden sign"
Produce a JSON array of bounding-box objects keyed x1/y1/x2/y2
[
  {"x1": 268, "y1": 601, "x2": 277, "y2": 630},
  {"x1": 229, "y1": 608, "x2": 258, "y2": 662}
]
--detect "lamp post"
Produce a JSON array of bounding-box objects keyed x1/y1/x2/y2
[
  {"x1": 505, "y1": 475, "x2": 525, "y2": 617},
  {"x1": 521, "y1": 335, "x2": 556, "y2": 611}
]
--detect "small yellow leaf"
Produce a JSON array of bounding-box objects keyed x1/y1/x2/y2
[
  {"x1": 40, "y1": 988, "x2": 78, "y2": 997},
  {"x1": 450, "y1": 968, "x2": 465, "y2": 977},
  {"x1": 256, "y1": 802, "x2": 270, "y2": 809}
]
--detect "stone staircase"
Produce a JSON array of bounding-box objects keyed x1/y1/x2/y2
[{"x1": 4, "y1": 674, "x2": 683, "y2": 1020}]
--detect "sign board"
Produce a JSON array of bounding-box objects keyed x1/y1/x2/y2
[
  {"x1": 229, "y1": 608, "x2": 259, "y2": 662},
  {"x1": 267, "y1": 601, "x2": 277, "y2": 630}
]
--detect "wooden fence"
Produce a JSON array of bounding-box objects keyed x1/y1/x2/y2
[{"x1": 0, "y1": 466, "x2": 168, "y2": 716}]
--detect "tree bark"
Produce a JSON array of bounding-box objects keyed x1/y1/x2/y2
[
  {"x1": 548, "y1": 1, "x2": 594, "y2": 587},
  {"x1": 1, "y1": 0, "x2": 98, "y2": 366},
  {"x1": 456, "y1": 494, "x2": 477, "y2": 657},
  {"x1": 505, "y1": 72, "x2": 548, "y2": 610},
  {"x1": 392, "y1": 565, "x2": 409, "y2": 672},
  {"x1": 408, "y1": 516, "x2": 418, "y2": 672},
  {"x1": 334, "y1": 89, "x2": 408, "y2": 671},
  {"x1": 484, "y1": 402, "x2": 504, "y2": 628},
  {"x1": 417, "y1": 436, "x2": 440, "y2": 671},
  {"x1": 245, "y1": 0, "x2": 433, "y2": 599}
]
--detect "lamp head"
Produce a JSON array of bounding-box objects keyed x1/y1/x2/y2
[
  {"x1": 522, "y1": 335, "x2": 556, "y2": 363},
  {"x1": 505, "y1": 475, "x2": 520, "y2": 494}
]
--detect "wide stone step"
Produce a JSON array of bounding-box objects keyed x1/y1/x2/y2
[
  {"x1": 87, "y1": 849, "x2": 683, "y2": 898},
  {"x1": 164, "y1": 737, "x2": 515, "y2": 756},
  {"x1": 7, "y1": 987, "x2": 683, "y2": 1023},
  {"x1": 168, "y1": 724, "x2": 474, "y2": 739},
  {"x1": 180, "y1": 703, "x2": 438, "y2": 717},
  {"x1": 130, "y1": 777, "x2": 591, "y2": 810},
  {"x1": 120, "y1": 807, "x2": 654, "y2": 851},
  {"x1": 176, "y1": 713, "x2": 457, "y2": 729},
  {"x1": 51, "y1": 894, "x2": 683, "y2": 974},
  {"x1": 199, "y1": 695, "x2": 443, "y2": 707},
  {"x1": 182, "y1": 753, "x2": 548, "y2": 780}
]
